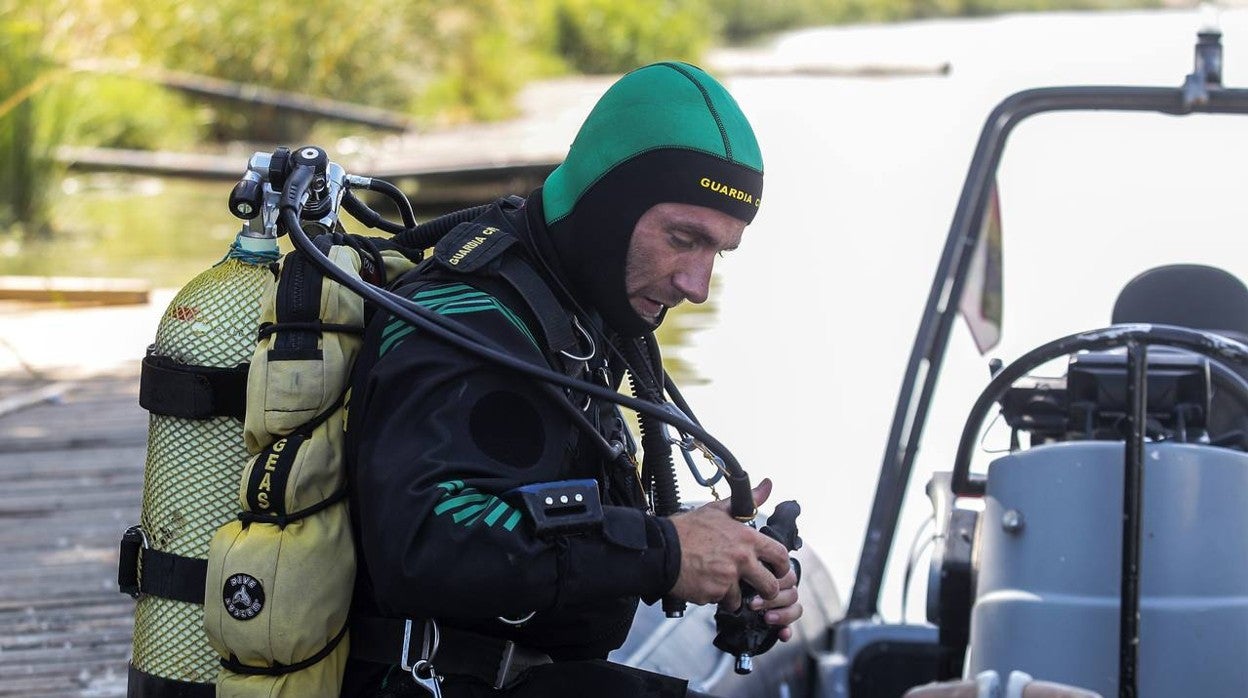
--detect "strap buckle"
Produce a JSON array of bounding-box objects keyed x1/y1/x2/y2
[{"x1": 118, "y1": 525, "x2": 148, "y2": 599}]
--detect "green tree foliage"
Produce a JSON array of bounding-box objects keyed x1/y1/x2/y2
[
  {"x1": 56, "y1": 75, "x2": 205, "y2": 150},
  {"x1": 539, "y1": 0, "x2": 714, "y2": 74},
  {"x1": 403, "y1": 0, "x2": 561, "y2": 124},
  {"x1": 0, "y1": 14, "x2": 60, "y2": 236}
]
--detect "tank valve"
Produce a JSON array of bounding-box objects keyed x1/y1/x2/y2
[{"x1": 229, "y1": 172, "x2": 264, "y2": 220}]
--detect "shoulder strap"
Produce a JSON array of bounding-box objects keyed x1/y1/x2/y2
[
  {"x1": 269, "y1": 235, "x2": 335, "y2": 362},
  {"x1": 429, "y1": 202, "x2": 579, "y2": 357}
]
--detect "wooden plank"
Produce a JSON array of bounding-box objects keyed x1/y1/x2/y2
[
  {"x1": 65, "y1": 60, "x2": 413, "y2": 132},
  {"x1": 0, "y1": 375, "x2": 148, "y2": 453},
  {"x1": 153, "y1": 69, "x2": 412, "y2": 131},
  {"x1": 0, "y1": 277, "x2": 149, "y2": 305},
  {"x1": 55, "y1": 145, "x2": 557, "y2": 202},
  {"x1": 0, "y1": 371, "x2": 144, "y2": 696},
  {"x1": 0, "y1": 381, "x2": 77, "y2": 418},
  {"x1": 55, "y1": 146, "x2": 244, "y2": 181}
]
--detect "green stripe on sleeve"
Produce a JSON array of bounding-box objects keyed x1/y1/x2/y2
[
  {"x1": 483, "y1": 501, "x2": 511, "y2": 526},
  {"x1": 452, "y1": 502, "x2": 491, "y2": 523},
  {"x1": 434, "y1": 492, "x2": 491, "y2": 516}
]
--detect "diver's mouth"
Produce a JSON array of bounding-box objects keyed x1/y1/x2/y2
[{"x1": 636, "y1": 297, "x2": 666, "y2": 322}]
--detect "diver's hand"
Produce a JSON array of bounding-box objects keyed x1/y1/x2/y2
[
  {"x1": 740, "y1": 564, "x2": 803, "y2": 642},
  {"x1": 667, "y1": 478, "x2": 791, "y2": 609}
]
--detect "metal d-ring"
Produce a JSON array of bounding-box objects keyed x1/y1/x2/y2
[
  {"x1": 497, "y1": 611, "x2": 537, "y2": 626},
  {"x1": 560, "y1": 315, "x2": 596, "y2": 362},
  {"x1": 421, "y1": 619, "x2": 440, "y2": 663}
]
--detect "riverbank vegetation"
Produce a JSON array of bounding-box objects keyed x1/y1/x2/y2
[{"x1": 2, "y1": 0, "x2": 1161, "y2": 240}]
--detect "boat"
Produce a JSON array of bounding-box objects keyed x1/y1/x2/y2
[{"x1": 620, "y1": 23, "x2": 1248, "y2": 698}]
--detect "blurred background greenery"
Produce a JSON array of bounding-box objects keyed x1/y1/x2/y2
[{"x1": 1, "y1": 0, "x2": 1155, "y2": 281}]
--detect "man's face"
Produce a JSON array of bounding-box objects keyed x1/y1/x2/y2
[{"x1": 624, "y1": 202, "x2": 748, "y2": 326}]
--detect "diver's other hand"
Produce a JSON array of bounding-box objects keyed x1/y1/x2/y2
[
  {"x1": 667, "y1": 478, "x2": 790, "y2": 608},
  {"x1": 741, "y1": 564, "x2": 803, "y2": 641}
]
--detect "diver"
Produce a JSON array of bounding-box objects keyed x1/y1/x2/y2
[
  {"x1": 340, "y1": 63, "x2": 803, "y2": 697},
  {"x1": 1112, "y1": 263, "x2": 1248, "y2": 449}
]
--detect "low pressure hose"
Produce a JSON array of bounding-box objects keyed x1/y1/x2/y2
[
  {"x1": 363, "y1": 177, "x2": 417, "y2": 229},
  {"x1": 393, "y1": 204, "x2": 490, "y2": 250},
  {"x1": 341, "y1": 190, "x2": 407, "y2": 235}
]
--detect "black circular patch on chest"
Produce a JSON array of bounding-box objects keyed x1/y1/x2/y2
[{"x1": 223, "y1": 573, "x2": 265, "y2": 621}]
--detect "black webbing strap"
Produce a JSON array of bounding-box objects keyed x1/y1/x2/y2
[
  {"x1": 495, "y1": 253, "x2": 578, "y2": 356},
  {"x1": 117, "y1": 528, "x2": 207, "y2": 604},
  {"x1": 127, "y1": 663, "x2": 215, "y2": 697},
  {"x1": 238, "y1": 485, "x2": 348, "y2": 528},
  {"x1": 350, "y1": 617, "x2": 552, "y2": 689},
  {"x1": 139, "y1": 354, "x2": 249, "y2": 421},
  {"x1": 220, "y1": 623, "x2": 348, "y2": 676}
]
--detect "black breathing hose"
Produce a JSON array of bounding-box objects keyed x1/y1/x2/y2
[
  {"x1": 281, "y1": 160, "x2": 757, "y2": 521},
  {"x1": 623, "y1": 338, "x2": 687, "y2": 618},
  {"x1": 393, "y1": 204, "x2": 491, "y2": 250},
  {"x1": 637, "y1": 405, "x2": 682, "y2": 516},
  {"x1": 622, "y1": 338, "x2": 682, "y2": 517}
]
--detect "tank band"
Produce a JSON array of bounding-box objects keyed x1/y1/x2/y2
[
  {"x1": 139, "y1": 353, "x2": 249, "y2": 421},
  {"x1": 127, "y1": 662, "x2": 214, "y2": 697},
  {"x1": 118, "y1": 530, "x2": 207, "y2": 605}
]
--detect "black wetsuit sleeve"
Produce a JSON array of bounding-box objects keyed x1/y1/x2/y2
[{"x1": 347, "y1": 281, "x2": 680, "y2": 624}]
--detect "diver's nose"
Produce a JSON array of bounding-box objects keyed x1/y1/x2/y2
[{"x1": 674, "y1": 253, "x2": 714, "y2": 304}]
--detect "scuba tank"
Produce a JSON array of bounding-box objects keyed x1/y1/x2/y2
[
  {"x1": 124, "y1": 233, "x2": 278, "y2": 695},
  {"x1": 119, "y1": 146, "x2": 458, "y2": 697}
]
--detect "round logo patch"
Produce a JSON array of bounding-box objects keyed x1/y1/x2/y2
[{"x1": 223, "y1": 573, "x2": 265, "y2": 621}]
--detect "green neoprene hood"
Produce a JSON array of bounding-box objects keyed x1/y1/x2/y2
[{"x1": 543, "y1": 62, "x2": 764, "y2": 226}]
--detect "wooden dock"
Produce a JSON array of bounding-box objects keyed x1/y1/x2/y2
[{"x1": 0, "y1": 368, "x2": 145, "y2": 697}]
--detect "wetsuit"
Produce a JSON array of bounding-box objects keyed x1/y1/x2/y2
[
  {"x1": 343, "y1": 60, "x2": 766, "y2": 697},
  {"x1": 341, "y1": 195, "x2": 685, "y2": 697}
]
